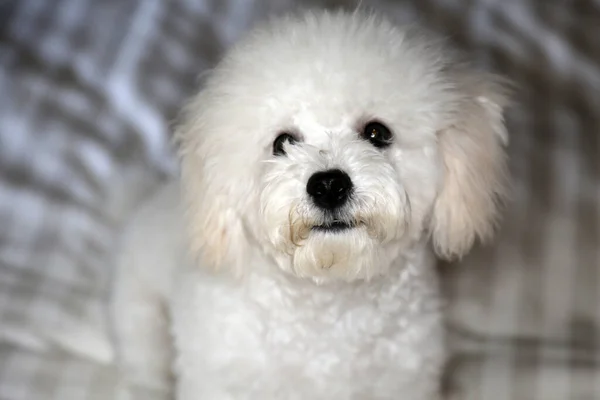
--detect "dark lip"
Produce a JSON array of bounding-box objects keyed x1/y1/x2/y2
[{"x1": 312, "y1": 221, "x2": 355, "y2": 232}]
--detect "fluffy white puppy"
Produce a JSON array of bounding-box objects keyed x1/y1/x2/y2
[{"x1": 112, "y1": 9, "x2": 510, "y2": 400}]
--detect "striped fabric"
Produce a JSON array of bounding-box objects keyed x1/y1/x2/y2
[{"x1": 0, "y1": 0, "x2": 598, "y2": 399}]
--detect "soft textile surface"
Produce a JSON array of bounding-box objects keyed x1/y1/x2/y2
[{"x1": 0, "y1": 0, "x2": 598, "y2": 399}]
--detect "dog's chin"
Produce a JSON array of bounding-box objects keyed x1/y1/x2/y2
[{"x1": 283, "y1": 225, "x2": 390, "y2": 283}]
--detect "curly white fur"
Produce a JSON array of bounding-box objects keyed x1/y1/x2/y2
[{"x1": 111, "y1": 9, "x2": 509, "y2": 400}]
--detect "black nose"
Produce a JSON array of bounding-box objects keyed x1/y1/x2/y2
[{"x1": 306, "y1": 169, "x2": 353, "y2": 210}]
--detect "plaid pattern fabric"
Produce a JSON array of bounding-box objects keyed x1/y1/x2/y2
[{"x1": 0, "y1": 0, "x2": 598, "y2": 399}]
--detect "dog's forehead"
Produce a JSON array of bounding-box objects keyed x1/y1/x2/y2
[
  {"x1": 290, "y1": 107, "x2": 354, "y2": 139},
  {"x1": 205, "y1": 13, "x2": 458, "y2": 144},
  {"x1": 253, "y1": 54, "x2": 408, "y2": 130}
]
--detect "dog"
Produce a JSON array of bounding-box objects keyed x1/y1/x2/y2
[{"x1": 111, "y1": 9, "x2": 510, "y2": 400}]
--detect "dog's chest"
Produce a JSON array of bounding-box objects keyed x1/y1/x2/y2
[{"x1": 172, "y1": 263, "x2": 443, "y2": 399}]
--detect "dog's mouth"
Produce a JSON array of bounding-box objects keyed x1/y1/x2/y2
[{"x1": 312, "y1": 220, "x2": 356, "y2": 233}]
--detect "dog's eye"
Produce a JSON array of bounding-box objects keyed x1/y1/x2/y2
[
  {"x1": 273, "y1": 133, "x2": 297, "y2": 156},
  {"x1": 361, "y1": 122, "x2": 393, "y2": 148}
]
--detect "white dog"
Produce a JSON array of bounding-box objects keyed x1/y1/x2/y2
[{"x1": 111, "y1": 9, "x2": 509, "y2": 400}]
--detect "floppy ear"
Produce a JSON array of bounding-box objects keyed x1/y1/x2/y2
[
  {"x1": 175, "y1": 94, "x2": 254, "y2": 276},
  {"x1": 430, "y1": 73, "x2": 511, "y2": 260}
]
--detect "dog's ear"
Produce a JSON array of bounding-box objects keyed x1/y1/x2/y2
[
  {"x1": 430, "y1": 72, "x2": 511, "y2": 260},
  {"x1": 175, "y1": 94, "x2": 254, "y2": 276}
]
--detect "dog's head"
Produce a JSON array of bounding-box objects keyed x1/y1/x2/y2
[{"x1": 176, "y1": 11, "x2": 510, "y2": 283}]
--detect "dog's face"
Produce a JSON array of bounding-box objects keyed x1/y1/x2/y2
[{"x1": 177, "y1": 12, "x2": 510, "y2": 283}]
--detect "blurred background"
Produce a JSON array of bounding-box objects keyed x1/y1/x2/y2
[{"x1": 0, "y1": 0, "x2": 598, "y2": 399}]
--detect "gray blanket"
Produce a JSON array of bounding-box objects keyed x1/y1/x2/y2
[{"x1": 0, "y1": 0, "x2": 598, "y2": 399}]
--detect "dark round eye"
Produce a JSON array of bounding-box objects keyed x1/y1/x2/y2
[
  {"x1": 273, "y1": 133, "x2": 297, "y2": 156},
  {"x1": 361, "y1": 122, "x2": 393, "y2": 148}
]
